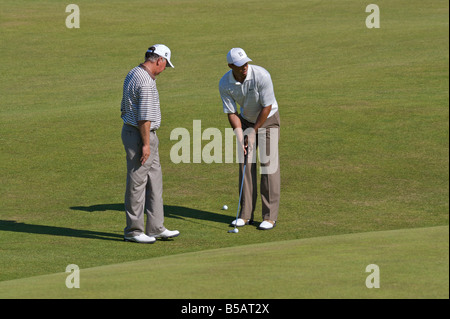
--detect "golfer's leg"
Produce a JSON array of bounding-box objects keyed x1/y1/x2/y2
[
  {"x1": 238, "y1": 117, "x2": 256, "y2": 221},
  {"x1": 122, "y1": 125, "x2": 147, "y2": 237},
  {"x1": 260, "y1": 113, "x2": 281, "y2": 222},
  {"x1": 261, "y1": 160, "x2": 280, "y2": 222},
  {"x1": 239, "y1": 150, "x2": 257, "y2": 221},
  {"x1": 145, "y1": 133, "x2": 166, "y2": 236}
]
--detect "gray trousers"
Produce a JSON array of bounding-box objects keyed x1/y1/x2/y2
[
  {"x1": 122, "y1": 124, "x2": 166, "y2": 237},
  {"x1": 239, "y1": 111, "x2": 281, "y2": 222}
]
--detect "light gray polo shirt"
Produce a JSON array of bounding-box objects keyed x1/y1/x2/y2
[{"x1": 219, "y1": 64, "x2": 278, "y2": 123}]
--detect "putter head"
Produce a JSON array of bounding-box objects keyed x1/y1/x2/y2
[{"x1": 228, "y1": 228, "x2": 239, "y2": 233}]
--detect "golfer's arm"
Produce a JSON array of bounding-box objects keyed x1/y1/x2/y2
[
  {"x1": 253, "y1": 105, "x2": 272, "y2": 132},
  {"x1": 227, "y1": 113, "x2": 244, "y2": 142},
  {"x1": 227, "y1": 112, "x2": 241, "y2": 130},
  {"x1": 138, "y1": 120, "x2": 151, "y2": 148}
]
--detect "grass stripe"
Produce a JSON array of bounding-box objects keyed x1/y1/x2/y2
[{"x1": 0, "y1": 226, "x2": 447, "y2": 299}]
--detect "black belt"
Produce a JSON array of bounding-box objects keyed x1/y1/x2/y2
[{"x1": 124, "y1": 123, "x2": 157, "y2": 132}]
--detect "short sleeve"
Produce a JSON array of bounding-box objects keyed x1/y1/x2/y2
[
  {"x1": 258, "y1": 71, "x2": 276, "y2": 107},
  {"x1": 138, "y1": 84, "x2": 160, "y2": 122},
  {"x1": 219, "y1": 83, "x2": 238, "y2": 114}
]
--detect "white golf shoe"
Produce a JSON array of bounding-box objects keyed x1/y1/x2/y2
[
  {"x1": 124, "y1": 233, "x2": 156, "y2": 244},
  {"x1": 230, "y1": 218, "x2": 253, "y2": 227},
  {"x1": 258, "y1": 220, "x2": 276, "y2": 230},
  {"x1": 153, "y1": 229, "x2": 180, "y2": 239}
]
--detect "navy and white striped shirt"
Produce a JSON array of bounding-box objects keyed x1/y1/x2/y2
[{"x1": 121, "y1": 66, "x2": 161, "y2": 130}]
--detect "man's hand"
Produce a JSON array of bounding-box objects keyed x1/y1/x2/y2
[
  {"x1": 244, "y1": 129, "x2": 256, "y2": 154},
  {"x1": 140, "y1": 144, "x2": 150, "y2": 165}
]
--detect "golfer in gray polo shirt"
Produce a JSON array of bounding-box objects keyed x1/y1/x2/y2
[
  {"x1": 219, "y1": 48, "x2": 281, "y2": 230},
  {"x1": 121, "y1": 44, "x2": 180, "y2": 243}
]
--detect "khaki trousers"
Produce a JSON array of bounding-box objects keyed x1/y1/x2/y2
[
  {"x1": 122, "y1": 125, "x2": 166, "y2": 237},
  {"x1": 239, "y1": 111, "x2": 281, "y2": 222}
]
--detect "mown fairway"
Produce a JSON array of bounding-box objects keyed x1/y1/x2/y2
[{"x1": 0, "y1": 0, "x2": 448, "y2": 298}]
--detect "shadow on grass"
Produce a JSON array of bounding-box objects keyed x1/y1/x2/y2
[
  {"x1": 0, "y1": 220, "x2": 123, "y2": 241},
  {"x1": 70, "y1": 204, "x2": 232, "y2": 225},
  {"x1": 0, "y1": 205, "x2": 234, "y2": 242}
]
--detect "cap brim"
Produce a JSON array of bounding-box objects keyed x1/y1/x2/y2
[
  {"x1": 166, "y1": 60, "x2": 174, "y2": 68},
  {"x1": 233, "y1": 57, "x2": 252, "y2": 67}
]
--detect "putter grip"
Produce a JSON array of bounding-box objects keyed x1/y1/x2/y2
[{"x1": 244, "y1": 146, "x2": 248, "y2": 165}]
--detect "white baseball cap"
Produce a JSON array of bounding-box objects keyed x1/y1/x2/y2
[
  {"x1": 227, "y1": 48, "x2": 252, "y2": 67},
  {"x1": 147, "y1": 44, "x2": 174, "y2": 68}
]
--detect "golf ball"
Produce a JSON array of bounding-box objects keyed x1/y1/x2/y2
[
  {"x1": 222, "y1": 205, "x2": 228, "y2": 210},
  {"x1": 235, "y1": 228, "x2": 239, "y2": 233}
]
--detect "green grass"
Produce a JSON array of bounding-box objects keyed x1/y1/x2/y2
[
  {"x1": 0, "y1": 226, "x2": 447, "y2": 299},
  {"x1": 0, "y1": 0, "x2": 448, "y2": 298}
]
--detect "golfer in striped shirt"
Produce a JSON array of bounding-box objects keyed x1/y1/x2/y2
[{"x1": 121, "y1": 44, "x2": 179, "y2": 243}]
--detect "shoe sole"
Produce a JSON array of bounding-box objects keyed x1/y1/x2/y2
[
  {"x1": 230, "y1": 220, "x2": 254, "y2": 227},
  {"x1": 257, "y1": 223, "x2": 276, "y2": 230},
  {"x1": 154, "y1": 233, "x2": 180, "y2": 240},
  {"x1": 124, "y1": 238, "x2": 156, "y2": 244}
]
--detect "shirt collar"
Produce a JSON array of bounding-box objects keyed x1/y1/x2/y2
[
  {"x1": 228, "y1": 65, "x2": 253, "y2": 84},
  {"x1": 139, "y1": 63, "x2": 156, "y2": 80}
]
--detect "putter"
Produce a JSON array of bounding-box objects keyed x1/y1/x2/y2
[{"x1": 228, "y1": 146, "x2": 248, "y2": 234}]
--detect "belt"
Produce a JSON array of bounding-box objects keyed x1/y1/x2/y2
[{"x1": 124, "y1": 123, "x2": 157, "y2": 132}]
